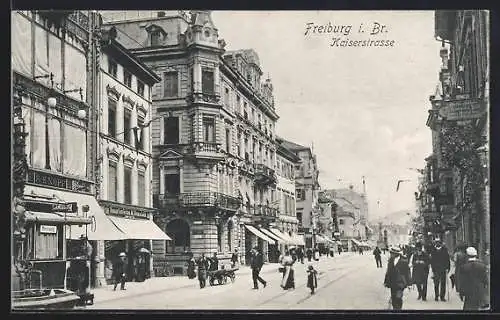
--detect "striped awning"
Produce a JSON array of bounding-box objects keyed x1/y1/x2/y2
[
  {"x1": 245, "y1": 225, "x2": 275, "y2": 244},
  {"x1": 269, "y1": 228, "x2": 294, "y2": 244},
  {"x1": 260, "y1": 228, "x2": 285, "y2": 243}
]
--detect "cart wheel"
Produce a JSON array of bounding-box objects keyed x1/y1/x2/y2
[
  {"x1": 217, "y1": 277, "x2": 222, "y2": 285},
  {"x1": 223, "y1": 275, "x2": 228, "y2": 284},
  {"x1": 230, "y1": 274, "x2": 236, "y2": 283}
]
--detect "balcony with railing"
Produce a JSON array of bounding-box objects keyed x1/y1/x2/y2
[
  {"x1": 188, "y1": 142, "x2": 225, "y2": 161},
  {"x1": 254, "y1": 163, "x2": 277, "y2": 186},
  {"x1": 252, "y1": 204, "x2": 279, "y2": 218},
  {"x1": 154, "y1": 192, "x2": 242, "y2": 211}
]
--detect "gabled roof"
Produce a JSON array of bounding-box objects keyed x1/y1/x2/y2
[
  {"x1": 100, "y1": 27, "x2": 161, "y2": 86},
  {"x1": 276, "y1": 137, "x2": 310, "y2": 154}
]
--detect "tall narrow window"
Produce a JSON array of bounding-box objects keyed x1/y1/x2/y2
[
  {"x1": 124, "y1": 166, "x2": 132, "y2": 204},
  {"x1": 138, "y1": 171, "x2": 146, "y2": 206},
  {"x1": 225, "y1": 128, "x2": 231, "y2": 153},
  {"x1": 227, "y1": 224, "x2": 232, "y2": 252},
  {"x1": 123, "y1": 108, "x2": 132, "y2": 145},
  {"x1": 224, "y1": 87, "x2": 230, "y2": 106},
  {"x1": 124, "y1": 70, "x2": 132, "y2": 88},
  {"x1": 151, "y1": 30, "x2": 161, "y2": 46},
  {"x1": 137, "y1": 116, "x2": 145, "y2": 150},
  {"x1": 164, "y1": 173, "x2": 180, "y2": 195},
  {"x1": 236, "y1": 95, "x2": 241, "y2": 113},
  {"x1": 163, "y1": 71, "x2": 178, "y2": 97},
  {"x1": 137, "y1": 80, "x2": 145, "y2": 97},
  {"x1": 237, "y1": 132, "x2": 241, "y2": 157},
  {"x1": 202, "y1": 69, "x2": 214, "y2": 95},
  {"x1": 108, "y1": 59, "x2": 117, "y2": 77},
  {"x1": 203, "y1": 117, "x2": 215, "y2": 143},
  {"x1": 108, "y1": 161, "x2": 118, "y2": 201},
  {"x1": 108, "y1": 98, "x2": 117, "y2": 137},
  {"x1": 217, "y1": 225, "x2": 222, "y2": 252},
  {"x1": 163, "y1": 117, "x2": 179, "y2": 144}
]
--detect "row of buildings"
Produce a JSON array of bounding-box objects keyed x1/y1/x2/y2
[
  {"x1": 413, "y1": 10, "x2": 489, "y2": 262},
  {"x1": 11, "y1": 10, "x2": 335, "y2": 290}
]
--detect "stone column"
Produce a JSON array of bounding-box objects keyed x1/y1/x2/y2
[
  {"x1": 132, "y1": 161, "x2": 138, "y2": 205},
  {"x1": 193, "y1": 59, "x2": 201, "y2": 93},
  {"x1": 95, "y1": 240, "x2": 106, "y2": 287}
]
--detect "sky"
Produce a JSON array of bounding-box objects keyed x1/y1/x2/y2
[{"x1": 212, "y1": 11, "x2": 442, "y2": 221}]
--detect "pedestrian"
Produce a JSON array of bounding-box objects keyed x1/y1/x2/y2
[
  {"x1": 384, "y1": 247, "x2": 411, "y2": 310},
  {"x1": 451, "y1": 243, "x2": 467, "y2": 301},
  {"x1": 306, "y1": 248, "x2": 313, "y2": 261},
  {"x1": 410, "y1": 242, "x2": 430, "y2": 301},
  {"x1": 459, "y1": 247, "x2": 489, "y2": 310},
  {"x1": 313, "y1": 247, "x2": 320, "y2": 261},
  {"x1": 280, "y1": 250, "x2": 295, "y2": 290},
  {"x1": 297, "y1": 247, "x2": 304, "y2": 264},
  {"x1": 209, "y1": 252, "x2": 219, "y2": 271},
  {"x1": 373, "y1": 246, "x2": 383, "y2": 268},
  {"x1": 306, "y1": 264, "x2": 318, "y2": 294},
  {"x1": 251, "y1": 247, "x2": 267, "y2": 289},
  {"x1": 112, "y1": 252, "x2": 127, "y2": 291},
  {"x1": 196, "y1": 253, "x2": 210, "y2": 289},
  {"x1": 231, "y1": 249, "x2": 239, "y2": 269},
  {"x1": 338, "y1": 246, "x2": 342, "y2": 255},
  {"x1": 430, "y1": 239, "x2": 450, "y2": 302},
  {"x1": 187, "y1": 252, "x2": 196, "y2": 279}
]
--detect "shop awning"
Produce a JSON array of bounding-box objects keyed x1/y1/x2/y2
[
  {"x1": 260, "y1": 228, "x2": 285, "y2": 243},
  {"x1": 245, "y1": 225, "x2": 275, "y2": 244},
  {"x1": 290, "y1": 233, "x2": 305, "y2": 246},
  {"x1": 24, "y1": 185, "x2": 126, "y2": 241},
  {"x1": 109, "y1": 216, "x2": 172, "y2": 240},
  {"x1": 269, "y1": 228, "x2": 294, "y2": 244},
  {"x1": 351, "y1": 239, "x2": 362, "y2": 246}
]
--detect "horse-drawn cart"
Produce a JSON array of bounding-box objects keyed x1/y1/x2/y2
[{"x1": 207, "y1": 267, "x2": 238, "y2": 286}]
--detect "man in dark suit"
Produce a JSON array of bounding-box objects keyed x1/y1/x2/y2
[
  {"x1": 373, "y1": 246, "x2": 382, "y2": 268},
  {"x1": 384, "y1": 247, "x2": 411, "y2": 310},
  {"x1": 113, "y1": 252, "x2": 127, "y2": 291},
  {"x1": 459, "y1": 247, "x2": 489, "y2": 310},
  {"x1": 430, "y1": 239, "x2": 451, "y2": 301},
  {"x1": 251, "y1": 247, "x2": 267, "y2": 289}
]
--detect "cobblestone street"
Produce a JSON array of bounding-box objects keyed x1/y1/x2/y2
[{"x1": 85, "y1": 253, "x2": 462, "y2": 310}]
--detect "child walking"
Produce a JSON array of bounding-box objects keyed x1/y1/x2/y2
[{"x1": 307, "y1": 265, "x2": 318, "y2": 294}]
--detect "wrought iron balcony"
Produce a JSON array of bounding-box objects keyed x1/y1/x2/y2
[
  {"x1": 252, "y1": 204, "x2": 279, "y2": 218},
  {"x1": 188, "y1": 142, "x2": 225, "y2": 161},
  {"x1": 253, "y1": 163, "x2": 277, "y2": 186},
  {"x1": 154, "y1": 192, "x2": 242, "y2": 211}
]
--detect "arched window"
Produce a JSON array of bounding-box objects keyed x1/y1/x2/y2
[{"x1": 166, "y1": 219, "x2": 190, "y2": 253}]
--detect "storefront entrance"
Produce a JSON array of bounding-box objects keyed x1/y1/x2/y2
[{"x1": 165, "y1": 219, "x2": 190, "y2": 253}]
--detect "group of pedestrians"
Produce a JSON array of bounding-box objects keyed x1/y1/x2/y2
[{"x1": 381, "y1": 239, "x2": 489, "y2": 311}]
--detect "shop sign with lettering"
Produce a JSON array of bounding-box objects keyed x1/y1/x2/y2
[
  {"x1": 24, "y1": 201, "x2": 78, "y2": 213},
  {"x1": 40, "y1": 225, "x2": 57, "y2": 234},
  {"x1": 105, "y1": 206, "x2": 150, "y2": 219},
  {"x1": 438, "y1": 99, "x2": 486, "y2": 121},
  {"x1": 26, "y1": 168, "x2": 93, "y2": 194}
]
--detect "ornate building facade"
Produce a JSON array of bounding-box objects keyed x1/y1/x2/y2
[
  {"x1": 427, "y1": 10, "x2": 489, "y2": 261},
  {"x1": 101, "y1": 11, "x2": 283, "y2": 273}
]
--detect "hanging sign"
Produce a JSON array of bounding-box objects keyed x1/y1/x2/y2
[
  {"x1": 438, "y1": 99, "x2": 486, "y2": 121},
  {"x1": 40, "y1": 225, "x2": 57, "y2": 234}
]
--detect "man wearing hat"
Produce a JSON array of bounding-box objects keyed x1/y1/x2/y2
[
  {"x1": 250, "y1": 246, "x2": 267, "y2": 289},
  {"x1": 459, "y1": 247, "x2": 489, "y2": 310},
  {"x1": 410, "y1": 242, "x2": 430, "y2": 301},
  {"x1": 429, "y1": 239, "x2": 450, "y2": 301},
  {"x1": 112, "y1": 252, "x2": 127, "y2": 291},
  {"x1": 384, "y1": 247, "x2": 411, "y2": 310}
]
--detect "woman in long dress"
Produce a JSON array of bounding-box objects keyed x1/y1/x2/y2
[{"x1": 280, "y1": 250, "x2": 295, "y2": 290}]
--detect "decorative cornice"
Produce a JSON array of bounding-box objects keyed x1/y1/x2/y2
[
  {"x1": 106, "y1": 84, "x2": 120, "y2": 100},
  {"x1": 137, "y1": 159, "x2": 148, "y2": 171},
  {"x1": 136, "y1": 103, "x2": 147, "y2": 116},
  {"x1": 123, "y1": 153, "x2": 136, "y2": 167},
  {"x1": 122, "y1": 95, "x2": 135, "y2": 107},
  {"x1": 107, "y1": 146, "x2": 120, "y2": 162}
]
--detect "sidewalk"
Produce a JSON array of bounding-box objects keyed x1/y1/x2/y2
[
  {"x1": 403, "y1": 276, "x2": 462, "y2": 310},
  {"x1": 89, "y1": 252, "x2": 356, "y2": 305}
]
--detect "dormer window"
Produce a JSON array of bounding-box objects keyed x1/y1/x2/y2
[
  {"x1": 151, "y1": 30, "x2": 161, "y2": 46},
  {"x1": 146, "y1": 24, "x2": 167, "y2": 47}
]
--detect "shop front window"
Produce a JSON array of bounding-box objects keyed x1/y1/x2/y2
[{"x1": 34, "y1": 224, "x2": 63, "y2": 260}]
